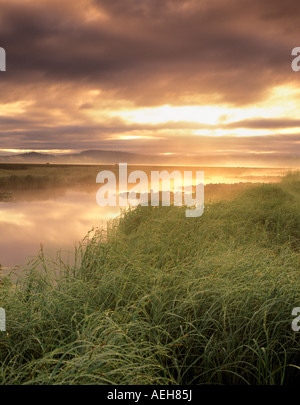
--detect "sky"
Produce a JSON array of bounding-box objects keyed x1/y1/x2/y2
[{"x1": 0, "y1": 0, "x2": 300, "y2": 163}]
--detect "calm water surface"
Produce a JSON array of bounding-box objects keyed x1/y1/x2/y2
[
  {"x1": 0, "y1": 190, "x2": 120, "y2": 269},
  {"x1": 0, "y1": 166, "x2": 290, "y2": 270}
]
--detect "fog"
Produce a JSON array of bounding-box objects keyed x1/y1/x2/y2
[{"x1": 0, "y1": 165, "x2": 292, "y2": 270}]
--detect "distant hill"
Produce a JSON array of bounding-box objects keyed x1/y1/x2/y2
[
  {"x1": 0, "y1": 150, "x2": 151, "y2": 164},
  {"x1": 0, "y1": 149, "x2": 299, "y2": 167}
]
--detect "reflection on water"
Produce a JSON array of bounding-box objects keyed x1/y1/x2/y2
[
  {"x1": 0, "y1": 165, "x2": 294, "y2": 270},
  {"x1": 0, "y1": 190, "x2": 120, "y2": 268}
]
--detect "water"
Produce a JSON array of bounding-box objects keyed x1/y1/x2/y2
[
  {"x1": 0, "y1": 190, "x2": 120, "y2": 269},
  {"x1": 0, "y1": 166, "x2": 291, "y2": 270}
]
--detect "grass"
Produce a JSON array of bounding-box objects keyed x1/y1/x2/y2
[{"x1": 1, "y1": 172, "x2": 300, "y2": 385}]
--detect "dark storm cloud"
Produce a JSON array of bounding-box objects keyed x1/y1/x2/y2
[
  {"x1": 0, "y1": 0, "x2": 299, "y2": 106},
  {"x1": 1, "y1": 0, "x2": 300, "y2": 155}
]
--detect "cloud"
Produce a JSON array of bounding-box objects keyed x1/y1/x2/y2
[
  {"x1": 0, "y1": 0, "x2": 298, "y2": 104},
  {"x1": 0, "y1": 0, "x2": 300, "y2": 156}
]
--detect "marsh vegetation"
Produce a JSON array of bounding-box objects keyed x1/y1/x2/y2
[{"x1": 0, "y1": 171, "x2": 300, "y2": 384}]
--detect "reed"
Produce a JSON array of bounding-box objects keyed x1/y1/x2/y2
[{"x1": 1, "y1": 173, "x2": 300, "y2": 385}]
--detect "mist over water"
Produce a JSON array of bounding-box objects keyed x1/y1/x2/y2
[{"x1": 0, "y1": 165, "x2": 291, "y2": 270}]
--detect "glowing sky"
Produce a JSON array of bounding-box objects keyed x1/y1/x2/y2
[{"x1": 1, "y1": 0, "x2": 300, "y2": 161}]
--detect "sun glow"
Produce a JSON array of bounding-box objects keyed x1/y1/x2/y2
[
  {"x1": 0, "y1": 101, "x2": 33, "y2": 115},
  {"x1": 101, "y1": 86, "x2": 300, "y2": 136},
  {"x1": 118, "y1": 105, "x2": 229, "y2": 125}
]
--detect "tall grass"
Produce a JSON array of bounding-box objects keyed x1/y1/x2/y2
[{"x1": 1, "y1": 173, "x2": 300, "y2": 385}]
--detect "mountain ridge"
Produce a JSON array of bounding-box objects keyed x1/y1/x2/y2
[{"x1": 0, "y1": 149, "x2": 299, "y2": 167}]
